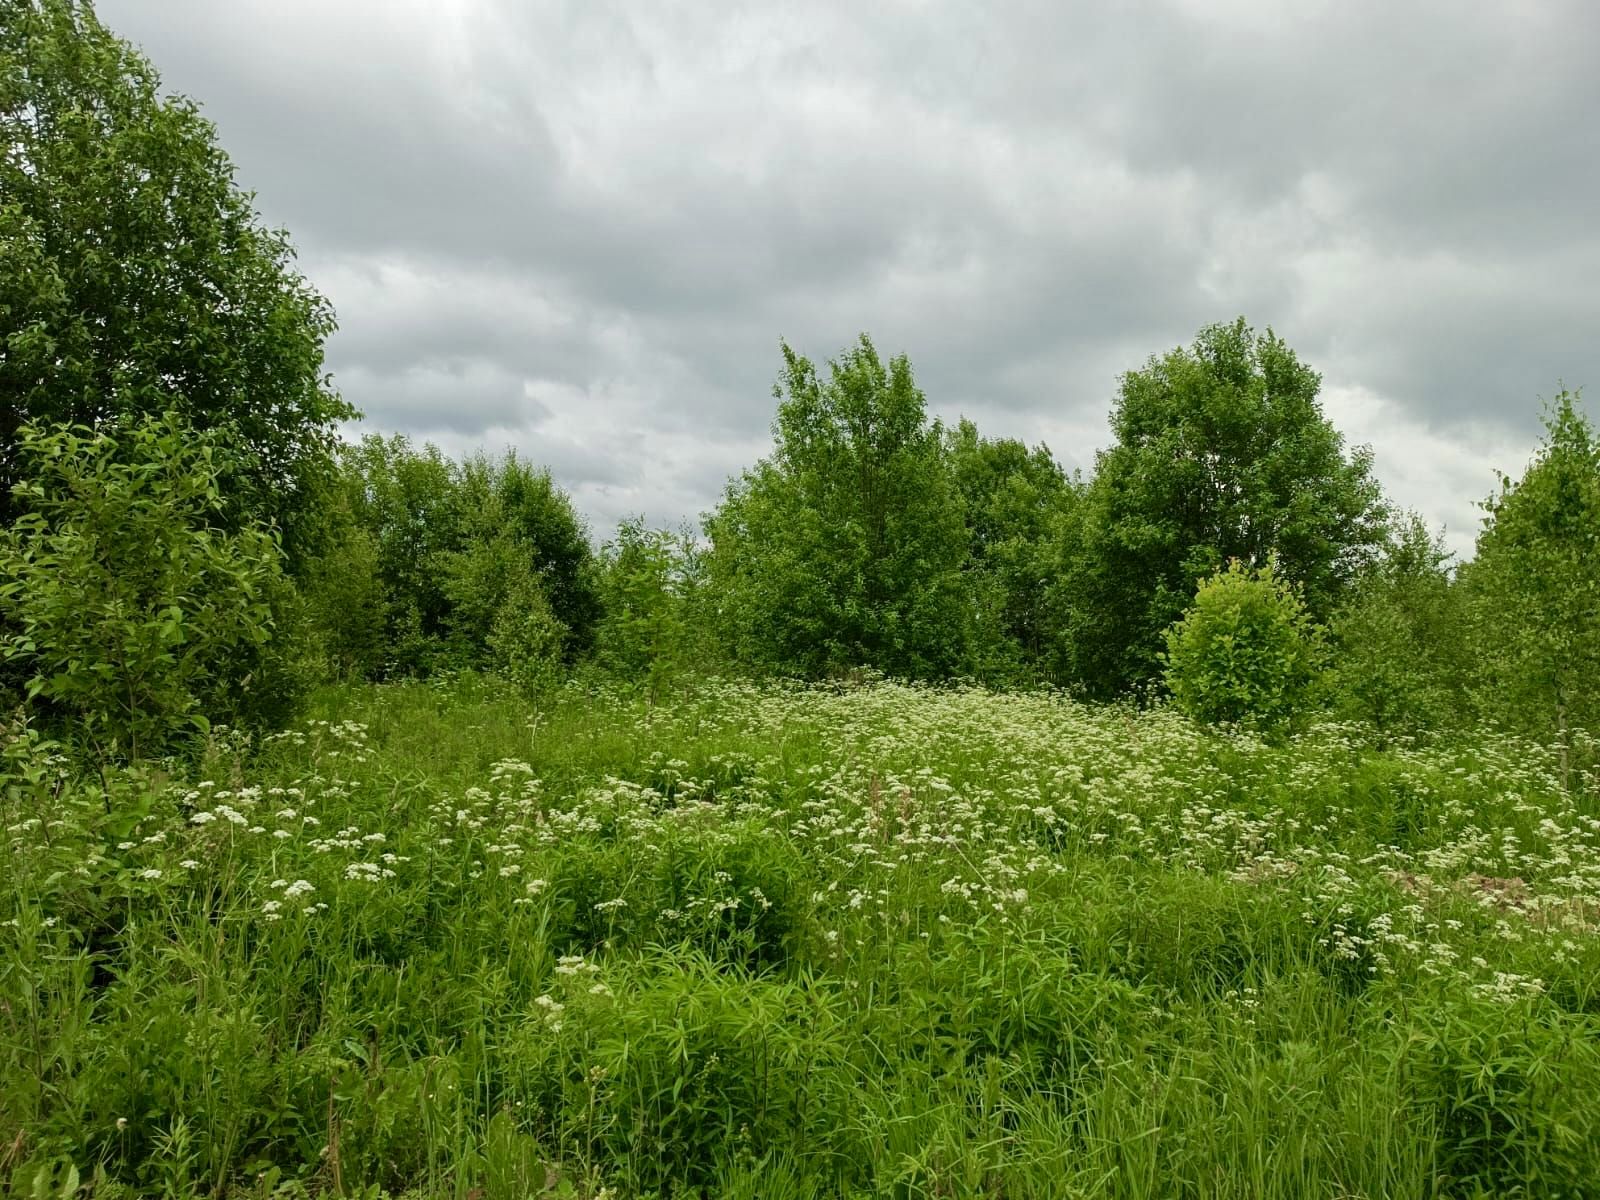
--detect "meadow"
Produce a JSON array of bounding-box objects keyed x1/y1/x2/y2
[{"x1": 6, "y1": 677, "x2": 1600, "y2": 1199}]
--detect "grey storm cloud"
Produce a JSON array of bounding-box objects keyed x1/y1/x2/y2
[{"x1": 95, "y1": 0, "x2": 1600, "y2": 554}]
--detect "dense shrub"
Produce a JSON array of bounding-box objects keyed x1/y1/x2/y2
[
  {"x1": 487, "y1": 576, "x2": 567, "y2": 697},
  {"x1": 1163, "y1": 556, "x2": 1326, "y2": 732},
  {"x1": 0, "y1": 415, "x2": 302, "y2": 758},
  {"x1": 1326, "y1": 515, "x2": 1464, "y2": 740}
]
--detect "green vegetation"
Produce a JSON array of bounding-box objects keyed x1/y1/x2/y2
[
  {"x1": 0, "y1": 0, "x2": 350, "y2": 557},
  {"x1": 0, "y1": 415, "x2": 305, "y2": 760},
  {"x1": 6, "y1": 2, "x2": 1600, "y2": 1196},
  {"x1": 6, "y1": 680, "x2": 1600, "y2": 1196},
  {"x1": 1162, "y1": 557, "x2": 1325, "y2": 734},
  {"x1": 704, "y1": 337, "x2": 971, "y2": 680},
  {"x1": 1052, "y1": 319, "x2": 1387, "y2": 697}
]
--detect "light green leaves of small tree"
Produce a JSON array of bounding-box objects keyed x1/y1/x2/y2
[
  {"x1": 1459, "y1": 391, "x2": 1600, "y2": 778},
  {"x1": 705, "y1": 336, "x2": 971, "y2": 679},
  {"x1": 596, "y1": 518, "x2": 708, "y2": 702},
  {"x1": 1163, "y1": 557, "x2": 1327, "y2": 734},
  {"x1": 0, "y1": 415, "x2": 290, "y2": 759}
]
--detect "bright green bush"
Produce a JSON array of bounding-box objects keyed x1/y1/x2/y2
[
  {"x1": 1163, "y1": 557, "x2": 1326, "y2": 731},
  {"x1": 487, "y1": 576, "x2": 567, "y2": 697},
  {"x1": 0, "y1": 415, "x2": 296, "y2": 758},
  {"x1": 595, "y1": 518, "x2": 710, "y2": 701}
]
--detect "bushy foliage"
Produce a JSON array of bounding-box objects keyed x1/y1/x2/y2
[
  {"x1": 331, "y1": 436, "x2": 594, "y2": 680},
  {"x1": 595, "y1": 518, "x2": 709, "y2": 701},
  {"x1": 946, "y1": 419, "x2": 1079, "y2": 683},
  {"x1": 487, "y1": 576, "x2": 566, "y2": 697},
  {"x1": 706, "y1": 336, "x2": 972, "y2": 679},
  {"x1": 298, "y1": 514, "x2": 386, "y2": 680},
  {"x1": 457, "y1": 451, "x2": 601, "y2": 657},
  {"x1": 1326, "y1": 515, "x2": 1465, "y2": 740},
  {"x1": 334, "y1": 435, "x2": 460, "y2": 675},
  {"x1": 0, "y1": 0, "x2": 350, "y2": 559},
  {"x1": 1163, "y1": 556, "x2": 1326, "y2": 731},
  {"x1": 1459, "y1": 391, "x2": 1600, "y2": 780},
  {"x1": 0, "y1": 415, "x2": 301, "y2": 758},
  {"x1": 1058, "y1": 318, "x2": 1388, "y2": 696}
]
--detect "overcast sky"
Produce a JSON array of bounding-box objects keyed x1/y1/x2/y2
[{"x1": 98, "y1": 0, "x2": 1599, "y2": 558}]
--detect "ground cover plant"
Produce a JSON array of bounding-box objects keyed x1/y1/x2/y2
[{"x1": 6, "y1": 677, "x2": 1600, "y2": 1197}]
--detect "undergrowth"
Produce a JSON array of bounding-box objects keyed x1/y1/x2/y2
[{"x1": 5, "y1": 676, "x2": 1600, "y2": 1197}]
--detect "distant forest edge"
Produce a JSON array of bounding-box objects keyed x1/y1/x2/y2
[{"x1": 3, "y1": 1, "x2": 1597, "y2": 768}]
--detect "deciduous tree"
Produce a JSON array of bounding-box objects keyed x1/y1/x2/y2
[
  {"x1": 1, "y1": 0, "x2": 350, "y2": 556},
  {"x1": 1459, "y1": 391, "x2": 1600, "y2": 781},
  {"x1": 706, "y1": 336, "x2": 970, "y2": 678},
  {"x1": 1057, "y1": 319, "x2": 1387, "y2": 696}
]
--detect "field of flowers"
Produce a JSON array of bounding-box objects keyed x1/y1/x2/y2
[{"x1": 6, "y1": 677, "x2": 1600, "y2": 1198}]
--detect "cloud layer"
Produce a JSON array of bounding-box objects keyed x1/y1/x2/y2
[{"x1": 98, "y1": 0, "x2": 1600, "y2": 556}]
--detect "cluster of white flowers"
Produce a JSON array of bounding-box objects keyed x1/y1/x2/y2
[{"x1": 344, "y1": 862, "x2": 396, "y2": 882}]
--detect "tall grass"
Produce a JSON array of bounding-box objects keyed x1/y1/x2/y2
[{"x1": 5, "y1": 676, "x2": 1600, "y2": 1197}]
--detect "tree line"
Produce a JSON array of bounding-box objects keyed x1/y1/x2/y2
[{"x1": 4, "y1": 0, "x2": 1598, "y2": 770}]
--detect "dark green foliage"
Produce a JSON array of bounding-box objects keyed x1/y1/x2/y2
[
  {"x1": 1327, "y1": 515, "x2": 1465, "y2": 740},
  {"x1": 1414, "y1": 995, "x2": 1600, "y2": 1196},
  {"x1": 458, "y1": 451, "x2": 601, "y2": 658},
  {"x1": 0, "y1": 415, "x2": 300, "y2": 758},
  {"x1": 1056, "y1": 319, "x2": 1388, "y2": 696},
  {"x1": 1458, "y1": 391, "x2": 1600, "y2": 775},
  {"x1": 1163, "y1": 557, "x2": 1327, "y2": 732},
  {"x1": 946, "y1": 419, "x2": 1079, "y2": 682},
  {"x1": 331, "y1": 435, "x2": 597, "y2": 679},
  {"x1": 705, "y1": 336, "x2": 972, "y2": 679},
  {"x1": 335, "y1": 435, "x2": 460, "y2": 675},
  {"x1": 0, "y1": 0, "x2": 351, "y2": 559},
  {"x1": 298, "y1": 510, "x2": 387, "y2": 680}
]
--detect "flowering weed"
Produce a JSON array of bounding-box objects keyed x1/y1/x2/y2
[{"x1": 3, "y1": 680, "x2": 1599, "y2": 1196}]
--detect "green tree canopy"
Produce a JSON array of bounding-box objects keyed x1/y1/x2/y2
[
  {"x1": 1326, "y1": 514, "x2": 1463, "y2": 740},
  {"x1": 332, "y1": 435, "x2": 597, "y2": 678},
  {"x1": 706, "y1": 335, "x2": 971, "y2": 679},
  {"x1": 0, "y1": 0, "x2": 350, "y2": 555},
  {"x1": 946, "y1": 419, "x2": 1078, "y2": 678},
  {"x1": 595, "y1": 517, "x2": 708, "y2": 702},
  {"x1": 1057, "y1": 318, "x2": 1388, "y2": 696},
  {"x1": 1459, "y1": 391, "x2": 1600, "y2": 775},
  {"x1": 457, "y1": 451, "x2": 601, "y2": 657}
]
